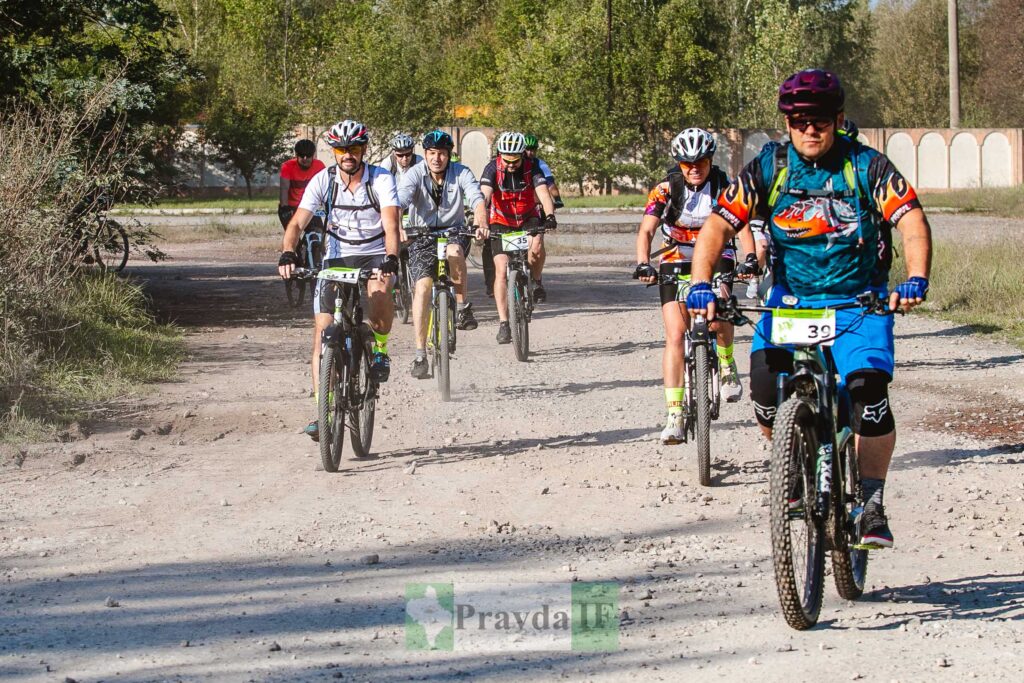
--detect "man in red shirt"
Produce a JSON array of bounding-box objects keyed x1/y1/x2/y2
[{"x1": 278, "y1": 139, "x2": 325, "y2": 229}]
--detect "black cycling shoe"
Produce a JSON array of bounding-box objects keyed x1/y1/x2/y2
[
  {"x1": 532, "y1": 281, "x2": 546, "y2": 303},
  {"x1": 304, "y1": 420, "x2": 319, "y2": 443},
  {"x1": 496, "y1": 321, "x2": 512, "y2": 344},
  {"x1": 859, "y1": 504, "x2": 894, "y2": 549},
  {"x1": 411, "y1": 357, "x2": 430, "y2": 379},
  {"x1": 457, "y1": 303, "x2": 478, "y2": 331},
  {"x1": 370, "y1": 351, "x2": 391, "y2": 382}
]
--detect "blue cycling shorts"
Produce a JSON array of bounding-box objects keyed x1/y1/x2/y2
[{"x1": 749, "y1": 284, "x2": 895, "y2": 380}]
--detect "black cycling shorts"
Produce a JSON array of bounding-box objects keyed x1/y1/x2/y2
[
  {"x1": 658, "y1": 257, "x2": 735, "y2": 306},
  {"x1": 488, "y1": 217, "x2": 542, "y2": 257},
  {"x1": 408, "y1": 234, "x2": 472, "y2": 283},
  {"x1": 314, "y1": 253, "x2": 387, "y2": 315}
]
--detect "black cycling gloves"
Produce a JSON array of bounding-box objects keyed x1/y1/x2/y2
[
  {"x1": 278, "y1": 251, "x2": 299, "y2": 267},
  {"x1": 633, "y1": 263, "x2": 657, "y2": 279},
  {"x1": 380, "y1": 254, "x2": 400, "y2": 276}
]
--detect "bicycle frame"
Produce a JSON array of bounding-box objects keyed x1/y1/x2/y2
[
  {"x1": 319, "y1": 271, "x2": 372, "y2": 412},
  {"x1": 428, "y1": 234, "x2": 458, "y2": 354}
]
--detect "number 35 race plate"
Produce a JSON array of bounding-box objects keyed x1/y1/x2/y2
[{"x1": 770, "y1": 308, "x2": 836, "y2": 346}]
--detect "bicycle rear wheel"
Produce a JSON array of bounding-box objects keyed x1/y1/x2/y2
[
  {"x1": 318, "y1": 345, "x2": 345, "y2": 472},
  {"x1": 509, "y1": 269, "x2": 530, "y2": 362},
  {"x1": 397, "y1": 256, "x2": 413, "y2": 324},
  {"x1": 93, "y1": 219, "x2": 129, "y2": 273},
  {"x1": 436, "y1": 293, "x2": 452, "y2": 401},
  {"x1": 770, "y1": 397, "x2": 826, "y2": 630},
  {"x1": 348, "y1": 329, "x2": 377, "y2": 458},
  {"x1": 694, "y1": 342, "x2": 712, "y2": 487},
  {"x1": 831, "y1": 430, "x2": 868, "y2": 599}
]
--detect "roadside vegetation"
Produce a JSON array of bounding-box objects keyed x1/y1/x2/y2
[
  {"x1": 896, "y1": 240, "x2": 1024, "y2": 348},
  {"x1": 919, "y1": 186, "x2": 1024, "y2": 219},
  {"x1": 1, "y1": 89, "x2": 181, "y2": 440}
]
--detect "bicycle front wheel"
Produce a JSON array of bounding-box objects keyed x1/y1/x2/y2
[
  {"x1": 93, "y1": 219, "x2": 129, "y2": 273},
  {"x1": 318, "y1": 345, "x2": 345, "y2": 472},
  {"x1": 348, "y1": 329, "x2": 377, "y2": 458},
  {"x1": 770, "y1": 397, "x2": 826, "y2": 630},
  {"x1": 831, "y1": 430, "x2": 868, "y2": 599},
  {"x1": 694, "y1": 342, "x2": 712, "y2": 487},
  {"x1": 436, "y1": 293, "x2": 452, "y2": 401},
  {"x1": 508, "y1": 269, "x2": 529, "y2": 362}
]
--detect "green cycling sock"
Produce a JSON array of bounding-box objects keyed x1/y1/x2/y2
[
  {"x1": 717, "y1": 343, "x2": 734, "y2": 364},
  {"x1": 665, "y1": 387, "x2": 684, "y2": 415},
  {"x1": 372, "y1": 330, "x2": 389, "y2": 354}
]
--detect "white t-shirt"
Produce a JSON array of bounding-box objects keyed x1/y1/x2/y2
[{"x1": 299, "y1": 163, "x2": 400, "y2": 257}]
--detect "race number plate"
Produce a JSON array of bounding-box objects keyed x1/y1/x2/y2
[
  {"x1": 318, "y1": 267, "x2": 361, "y2": 284},
  {"x1": 436, "y1": 237, "x2": 449, "y2": 260},
  {"x1": 771, "y1": 308, "x2": 836, "y2": 346},
  {"x1": 501, "y1": 231, "x2": 528, "y2": 252}
]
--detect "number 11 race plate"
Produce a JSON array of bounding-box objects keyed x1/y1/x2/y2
[{"x1": 770, "y1": 308, "x2": 836, "y2": 346}]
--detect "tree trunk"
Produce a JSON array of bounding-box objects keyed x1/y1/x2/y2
[{"x1": 244, "y1": 176, "x2": 253, "y2": 199}]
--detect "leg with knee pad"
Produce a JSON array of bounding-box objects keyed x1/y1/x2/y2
[
  {"x1": 749, "y1": 349, "x2": 794, "y2": 430},
  {"x1": 847, "y1": 370, "x2": 894, "y2": 436}
]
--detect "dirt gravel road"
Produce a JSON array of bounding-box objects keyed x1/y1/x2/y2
[{"x1": 3, "y1": 225, "x2": 1024, "y2": 682}]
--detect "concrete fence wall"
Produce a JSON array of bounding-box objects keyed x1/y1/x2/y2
[{"x1": 178, "y1": 125, "x2": 1023, "y2": 193}]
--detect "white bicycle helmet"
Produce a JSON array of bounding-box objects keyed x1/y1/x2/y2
[
  {"x1": 671, "y1": 128, "x2": 716, "y2": 163},
  {"x1": 496, "y1": 131, "x2": 526, "y2": 156},
  {"x1": 390, "y1": 133, "x2": 415, "y2": 151},
  {"x1": 325, "y1": 120, "x2": 370, "y2": 148}
]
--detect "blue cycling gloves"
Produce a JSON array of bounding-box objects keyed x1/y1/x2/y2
[
  {"x1": 893, "y1": 276, "x2": 929, "y2": 302},
  {"x1": 686, "y1": 281, "x2": 716, "y2": 310}
]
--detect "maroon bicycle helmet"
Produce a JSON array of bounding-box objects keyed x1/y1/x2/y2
[{"x1": 777, "y1": 69, "x2": 845, "y2": 116}]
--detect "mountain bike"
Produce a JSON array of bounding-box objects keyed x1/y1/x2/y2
[
  {"x1": 650, "y1": 271, "x2": 735, "y2": 486},
  {"x1": 715, "y1": 291, "x2": 897, "y2": 630},
  {"x1": 77, "y1": 211, "x2": 129, "y2": 273},
  {"x1": 285, "y1": 226, "x2": 323, "y2": 307},
  {"x1": 392, "y1": 245, "x2": 414, "y2": 324},
  {"x1": 406, "y1": 226, "x2": 476, "y2": 401},
  {"x1": 498, "y1": 223, "x2": 554, "y2": 362},
  {"x1": 296, "y1": 266, "x2": 380, "y2": 471}
]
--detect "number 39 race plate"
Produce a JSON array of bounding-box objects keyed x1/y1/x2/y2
[{"x1": 770, "y1": 308, "x2": 836, "y2": 346}]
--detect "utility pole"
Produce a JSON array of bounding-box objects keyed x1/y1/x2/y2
[{"x1": 948, "y1": 0, "x2": 960, "y2": 127}]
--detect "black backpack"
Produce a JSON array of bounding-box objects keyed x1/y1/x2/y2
[
  {"x1": 321, "y1": 163, "x2": 383, "y2": 244},
  {"x1": 661, "y1": 166, "x2": 729, "y2": 227}
]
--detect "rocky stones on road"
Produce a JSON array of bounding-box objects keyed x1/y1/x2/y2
[
  {"x1": 360, "y1": 554, "x2": 379, "y2": 565},
  {"x1": 128, "y1": 428, "x2": 145, "y2": 441},
  {"x1": 268, "y1": 641, "x2": 281, "y2": 652},
  {"x1": 104, "y1": 597, "x2": 120, "y2": 608},
  {"x1": 153, "y1": 422, "x2": 173, "y2": 436}
]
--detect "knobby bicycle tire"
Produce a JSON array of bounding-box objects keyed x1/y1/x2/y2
[
  {"x1": 348, "y1": 328, "x2": 376, "y2": 459},
  {"x1": 694, "y1": 343, "x2": 712, "y2": 487},
  {"x1": 318, "y1": 345, "x2": 345, "y2": 472},
  {"x1": 436, "y1": 292, "x2": 452, "y2": 401},
  {"x1": 398, "y1": 258, "x2": 413, "y2": 324},
  {"x1": 93, "y1": 219, "x2": 129, "y2": 273},
  {"x1": 770, "y1": 397, "x2": 826, "y2": 630},
  {"x1": 509, "y1": 269, "x2": 529, "y2": 362},
  {"x1": 830, "y1": 431, "x2": 868, "y2": 599}
]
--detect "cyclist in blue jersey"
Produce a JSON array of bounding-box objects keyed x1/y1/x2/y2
[{"x1": 686, "y1": 70, "x2": 932, "y2": 550}]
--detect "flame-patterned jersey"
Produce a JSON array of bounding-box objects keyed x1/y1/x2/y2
[
  {"x1": 644, "y1": 167, "x2": 729, "y2": 263},
  {"x1": 713, "y1": 138, "x2": 920, "y2": 300}
]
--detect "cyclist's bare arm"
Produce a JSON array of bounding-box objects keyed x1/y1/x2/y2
[
  {"x1": 535, "y1": 183, "x2": 556, "y2": 218},
  {"x1": 481, "y1": 185, "x2": 493, "y2": 213},
  {"x1": 278, "y1": 176, "x2": 290, "y2": 207},
  {"x1": 635, "y1": 214, "x2": 661, "y2": 283},
  {"x1": 891, "y1": 207, "x2": 932, "y2": 312},
  {"x1": 471, "y1": 199, "x2": 489, "y2": 239},
  {"x1": 690, "y1": 213, "x2": 739, "y2": 317},
  {"x1": 278, "y1": 208, "x2": 315, "y2": 279},
  {"x1": 381, "y1": 205, "x2": 401, "y2": 282},
  {"x1": 736, "y1": 223, "x2": 756, "y2": 264}
]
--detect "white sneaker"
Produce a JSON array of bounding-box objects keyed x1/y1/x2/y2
[
  {"x1": 660, "y1": 411, "x2": 686, "y2": 445},
  {"x1": 721, "y1": 359, "x2": 743, "y2": 403},
  {"x1": 745, "y1": 278, "x2": 759, "y2": 299}
]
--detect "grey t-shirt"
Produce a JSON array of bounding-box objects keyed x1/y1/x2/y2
[{"x1": 397, "y1": 161, "x2": 484, "y2": 229}]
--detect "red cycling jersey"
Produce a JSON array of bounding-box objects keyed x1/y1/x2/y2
[
  {"x1": 480, "y1": 158, "x2": 545, "y2": 228},
  {"x1": 280, "y1": 158, "x2": 326, "y2": 207}
]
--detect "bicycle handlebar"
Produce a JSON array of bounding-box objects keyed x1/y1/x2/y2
[
  {"x1": 404, "y1": 226, "x2": 478, "y2": 240},
  {"x1": 290, "y1": 267, "x2": 378, "y2": 283},
  {"x1": 713, "y1": 290, "x2": 899, "y2": 327}
]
